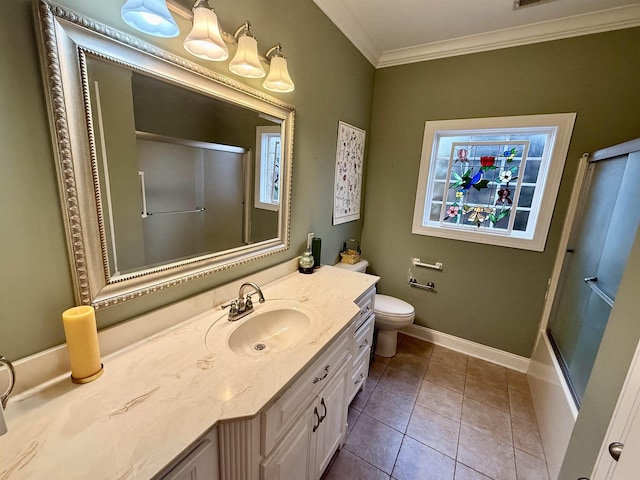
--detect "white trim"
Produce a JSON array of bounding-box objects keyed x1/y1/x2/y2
[
  {"x1": 377, "y1": 5, "x2": 640, "y2": 68},
  {"x1": 254, "y1": 126, "x2": 282, "y2": 212},
  {"x1": 400, "y1": 324, "x2": 530, "y2": 373},
  {"x1": 311, "y1": 0, "x2": 380, "y2": 66},
  {"x1": 412, "y1": 113, "x2": 576, "y2": 251},
  {"x1": 592, "y1": 331, "x2": 640, "y2": 479}
]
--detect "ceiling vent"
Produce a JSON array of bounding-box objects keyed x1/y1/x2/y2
[{"x1": 514, "y1": 0, "x2": 556, "y2": 9}]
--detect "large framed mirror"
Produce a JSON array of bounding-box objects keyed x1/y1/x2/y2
[{"x1": 34, "y1": 0, "x2": 294, "y2": 309}]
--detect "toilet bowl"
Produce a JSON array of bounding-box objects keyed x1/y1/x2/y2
[
  {"x1": 372, "y1": 294, "x2": 415, "y2": 357},
  {"x1": 334, "y1": 259, "x2": 415, "y2": 357}
]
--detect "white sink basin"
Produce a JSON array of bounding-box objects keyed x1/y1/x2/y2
[{"x1": 227, "y1": 308, "x2": 311, "y2": 356}]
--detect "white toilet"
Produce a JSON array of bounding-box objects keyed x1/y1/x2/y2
[{"x1": 334, "y1": 259, "x2": 415, "y2": 357}]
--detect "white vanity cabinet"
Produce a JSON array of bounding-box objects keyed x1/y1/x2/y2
[
  {"x1": 260, "y1": 327, "x2": 351, "y2": 480},
  {"x1": 217, "y1": 286, "x2": 377, "y2": 480},
  {"x1": 261, "y1": 360, "x2": 349, "y2": 480}
]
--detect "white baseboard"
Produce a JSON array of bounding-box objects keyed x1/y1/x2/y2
[{"x1": 401, "y1": 324, "x2": 530, "y2": 373}]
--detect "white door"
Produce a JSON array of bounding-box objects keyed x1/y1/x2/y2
[
  {"x1": 611, "y1": 415, "x2": 640, "y2": 479},
  {"x1": 592, "y1": 333, "x2": 640, "y2": 480}
]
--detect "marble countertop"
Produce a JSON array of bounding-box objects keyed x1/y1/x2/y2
[{"x1": 0, "y1": 266, "x2": 378, "y2": 479}]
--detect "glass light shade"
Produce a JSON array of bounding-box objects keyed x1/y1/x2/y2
[
  {"x1": 263, "y1": 56, "x2": 295, "y2": 93},
  {"x1": 121, "y1": 0, "x2": 180, "y2": 38},
  {"x1": 229, "y1": 35, "x2": 266, "y2": 78},
  {"x1": 183, "y1": 7, "x2": 228, "y2": 61}
]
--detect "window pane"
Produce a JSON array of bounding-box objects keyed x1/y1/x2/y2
[
  {"x1": 437, "y1": 136, "x2": 470, "y2": 157},
  {"x1": 511, "y1": 133, "x2": 547, "y2": 157},
  {"x1": 432, "y1": 181, "x2": 445, "y2": 202},
  {"x1": 518, "y1": 186, "x2": 535, "y2": 208},
  {"x1": 434, "y1": 158, "x2": 449, "y2": 179},
  {"x1": 494, "y1": 210, "x2": 513, "y2": 230},
  {"x1": 523, "y1": 160, "x2": 541, "y2": 183},
  {"x1": 514, "y1": 210, "x2": 530, "y2": 231},
  {"x1": 429, "y1": 202, "x2": 442, "y2": 222}
]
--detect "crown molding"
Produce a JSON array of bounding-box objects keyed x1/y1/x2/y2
[
  {"x1": 378, "y1": 4, "x2": 640, "y2": 68},
  {"x1": 312, "y1": 0, "x2": 380, "y2": 66}
]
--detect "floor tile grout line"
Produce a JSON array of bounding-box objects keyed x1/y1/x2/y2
[
  {"x1": 341, "y1": 442, "x2": 394, "y2": 478},
  {"x1": 332, "y1": 337, "x2": 550, "y2": 480}
]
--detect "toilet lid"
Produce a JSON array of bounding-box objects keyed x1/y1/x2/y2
[{"x1": 374, "y1": 294, "x2": 414, "y2": 317}]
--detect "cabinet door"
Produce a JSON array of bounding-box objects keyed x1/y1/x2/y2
[
  {"x1": 162, "y1": 439, "x2": 218, "y2": 480},
  {"x1": 261, "y1": 405, "x2": 315, "y2": 480},
  {"x1": 312, "y1": 363, "x2": 348, "y2": 479}
]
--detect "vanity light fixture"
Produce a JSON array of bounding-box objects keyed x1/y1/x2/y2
[
  {"x1": 121, "y1": 0, "x2": 180, "y2": 38},
  {"x1": 183, "y1": 0, "x2": 229, "y2": 61},
  {"x1": 263, "y1": 44, "x2": 295, "y2": 93},
  {"x1": 229, "y1": 21, "x2": 266, "y2": 78}
]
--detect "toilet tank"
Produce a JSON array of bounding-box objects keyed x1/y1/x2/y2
[{"x1": 333, "y1": 259, "x2": 368, "y2": 273}]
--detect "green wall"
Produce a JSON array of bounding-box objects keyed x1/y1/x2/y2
[
  {"x1": 362, "y1": 27, "x2": 640, "y2": 357},
  {"x1": 0, "y1": 0, "x2": 373, "y2": 360}
]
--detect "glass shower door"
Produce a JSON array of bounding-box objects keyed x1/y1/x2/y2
[{"x1": 548, "y1": 150, "x2": 640, "y2": 406}]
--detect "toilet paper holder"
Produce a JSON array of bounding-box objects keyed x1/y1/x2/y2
[
  {"x1": 408, "y1": 277, "x2": 436, "y2": 291},
  {"x1": 407, "y1": 270, "x2": 436, "y2": 292}
]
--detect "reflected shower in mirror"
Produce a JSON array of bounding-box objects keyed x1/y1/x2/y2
[
  {"x1": 35, "y1": 0, "x2": 294, "y2": 308},
  {"x1": 87, "y1": 57, "x2": 281, "y2": 275}
]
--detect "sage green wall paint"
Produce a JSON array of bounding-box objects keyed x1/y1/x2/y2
[
  {"x1": 0, "y1": 0, "x2": 373, "y2": 360},
  {"x1": 362, "y1": 27, "x2": 640, "y2": 357}
]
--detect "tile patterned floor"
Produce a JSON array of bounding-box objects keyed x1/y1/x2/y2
[{"x1": 322, "y1": 333, "x2": 549, "y2": 480}]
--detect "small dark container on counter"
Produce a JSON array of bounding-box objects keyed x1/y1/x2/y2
[
  {"x1": 298, "y1": 250, "x2": 315, "y2": 274},
  {"x1": 311, "y1": 237, "x2": 322, "y2": 268}
]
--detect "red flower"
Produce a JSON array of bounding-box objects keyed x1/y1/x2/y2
[{"x1": 480, "y1": 156, "x2": 495, "y2": 167}]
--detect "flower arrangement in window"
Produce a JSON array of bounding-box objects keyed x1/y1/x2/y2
[{"x1": 444, "y1": 144, "x2": 524, "y2": 228}]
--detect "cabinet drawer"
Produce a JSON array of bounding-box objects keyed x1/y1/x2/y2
[
  {"x1": 353, "y1": 315, "x2": 374, "y2": 366},
  {"x1": 262, "y1": 329, "x2": 350, "y2": 455},
  {"x1": 348, "y1": 356, "x2": 369, "y2": 403},
  {"x1": 354, "y1": 287, "x2": 375, "y2": 331}
]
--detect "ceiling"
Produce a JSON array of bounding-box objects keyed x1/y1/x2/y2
[{"x1": 312, "y1": 0, "x2": 640, "y2": 67}]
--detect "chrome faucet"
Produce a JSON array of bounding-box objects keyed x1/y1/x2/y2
[{"x1": 222, "y1": 282, "x2": 266, "y2": 321}]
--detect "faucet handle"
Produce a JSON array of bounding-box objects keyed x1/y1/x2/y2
[
  {"x1": 222, "y1": 300, "x2": 239, "y2": 315},
  {"x1": 247, "y1": 291, "x2": 266, "y2": 304}
]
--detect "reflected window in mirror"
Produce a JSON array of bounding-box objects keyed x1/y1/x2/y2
[{"x1": 255, "y1": 126, "x2": 281, "y2": 212}]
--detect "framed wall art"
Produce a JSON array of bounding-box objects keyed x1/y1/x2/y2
[{"x1": 333, "y1": 121, "x2": 366, "y2": 225}]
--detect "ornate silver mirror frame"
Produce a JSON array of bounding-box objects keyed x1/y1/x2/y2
[{"x1": 34, "y1": 0, "x2": 294, "y2": 309}]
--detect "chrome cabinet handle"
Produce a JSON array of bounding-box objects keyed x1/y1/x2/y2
[
  {"x1": 361, "y1": 306, "x2": 371, "y2": 316},
  {"x1": 359, "y1": 339, "x2": 368, "y2": 349},
  {"x1": 609, "y1": 442, "x2": 623, "y2": 461},
  {"x1": 312, "y1": 406, "x2": 320, "y2": 432},
  {"x1": 354, "y1": 372, "x2": 364, "y2": 385},
  {"x1": 319, "y1": 398, "x2": 327, "y2": 422},
  {"x1": 313, "y1": 365, "x2": 329, "y2": 384},
  {"x1": 584, "y1": 276, "x2": 598, "y2": 284}
]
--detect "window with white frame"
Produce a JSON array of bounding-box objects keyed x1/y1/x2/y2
[
  {"x1": 255, "y1": 126, "x2": 281, "y2": 211},
  {"x1": 412, "y1": 114, "x2": 576, "y2": 251}
]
